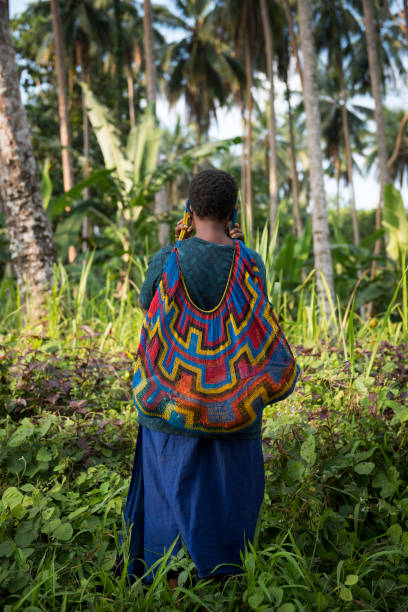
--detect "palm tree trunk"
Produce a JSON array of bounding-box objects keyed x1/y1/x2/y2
[
  {"x1": 339, "y1": 69, "x2": 359, "y2": 246},
  {"x1": 143, "y1": 0, "x2": 156, "y2": 104},
  {"x1": 113, "y1": 0, "x2": 123, "y2": 129},
  {"x1": 143, "y1": 0, "x2": 169, "y2": 245},
  {"x1": 362, "y1": 0, "x2": 392, "y2": 258},
  {"x1": 81, "y1": 85, "x2": 91, "y2": 251},
  {"x1": 388, "y1": 112, "x2": 408, "y2": 171},
  {"x1": 260, "y1": 0, "x2": 278, "y2": 238},
  {"x1": 404, "y1": 0, "x2": 408, "y2": 78},
  {"x1": 286, "y1": 80, "x2": 302, "y2": 237},
  {"x1": 76, "y1": 35, "x2": 91, "y2": 251},
  {"x1": 127, "y1": 65, "x2": 136, "y2": 129},
  {"x1": 335, "y1": 153, "x2": 340, "y2": 215},
  {"x1": 244, "y1": 37, "x2": 253, "y2": 235},
  {"x1": 239, "y1": 92, "x2": 246, "y2": 207},
  {"x1": 297, "y1": 0, "x2": 334, "y2": 310},
  {"x1": 283, "y1": 0, "x2": 304, "y2": 91},
  {"x1": 0, "y1": 2, "x2": 56, "y2": 304},
  {"x1": 50, "y1": 0, "x2": 74, "y2": 192}
]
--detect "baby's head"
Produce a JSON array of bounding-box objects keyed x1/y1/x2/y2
[{"x1": 188, "y1": 169, "x2": 238, "y2": 221}]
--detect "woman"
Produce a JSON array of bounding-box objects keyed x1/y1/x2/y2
[{"x1": 122, "y1": 169, "x2": 298, "y2": 585}]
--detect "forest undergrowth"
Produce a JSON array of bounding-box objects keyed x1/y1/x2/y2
[{"x1": 1, "y1": 269, "x2": 408, "y2": 611}]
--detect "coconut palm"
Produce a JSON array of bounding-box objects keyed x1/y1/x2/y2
[
  {"x1": 164, "y1": 1, "x2": 241, "y2": 144},
  {"x1": 318, "y1": 70, "x2": 371, "y2": 214},
  {"x1": 50, "y1": 0, "x2": 74, "y2": 192},
  {"x1": 284, "y1": 78, "x2": 303, "y2": 237},
  {"x1": 361, "y1": 0, "x2": 393, "y2": 258},
  {"x1": 314, "y1": 0, "x2": 363, "y2": 246},
  {"x1": 120, "y1": 2, "x2": 179, "y2": 128},
  {"x1": 382, "y1": 0, "x2": 408, "y2": 70},
  {"x1": 296, "y1": 0, "x2": 334, "y2": 308},
  {"x1": 251, "y1": 104, "x2": 289, "y2": 195},
  {"x1": 260, "y1": 0, "x2": 290, "y2": 239},
  {"x1": 143, "y1": 0, "x2": 156, "y2": 104},
  {"x1": 20, "y1": 1, "x2": 111, "y2": 197},
  {"x1": 143, "y1": 0, "x2": 171, "y2": 246},
  {"x1": 282, "y1": 0, "x2": 304, "y2": 89},
  {"x1": 277, "y1": 3, "x2": 304, "y2": 238},
  {"x1": 63, "y1": 0, "x2": 111, "y2": 246},
  {"x1": 25, "y1": 1, "x2": 131, "y2": 246},
  {"x1": 0, "y1": 0, "x2": 57, "y2": 304},
  {"x1": 260, "y1": 0, "x2": 278, "y2": 235},
  {"x1": 161, "y1": 118, "x2": 197, "y2": 205},
  {"x1": 366, "y1": 107, "x2": 408, "y2": 189},
  {"x1": 215, "y1": 0, "x2": 266, "y2": 233}
]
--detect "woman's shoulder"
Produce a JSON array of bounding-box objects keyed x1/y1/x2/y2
[
  {"x1": 149, "y1": 244, "x2": 174, "y2": 266},
  {"x1": 241, "y1": 244, "x2": 265, "y2": 269},
  {"x1": 241, "y1": 245, "x2": 267, "y2": 296},
  {"x1": 139, "y1": 245, "x2": 174, "y2": 310}
]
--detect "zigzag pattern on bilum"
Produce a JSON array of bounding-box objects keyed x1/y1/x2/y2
[{"x1": 133, "y1": 240, "x2": 299, "y2": 434}]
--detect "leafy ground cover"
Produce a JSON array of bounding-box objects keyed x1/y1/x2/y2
[{"x1": 1, "y1": 334, "x2": 408, "y2": 611}]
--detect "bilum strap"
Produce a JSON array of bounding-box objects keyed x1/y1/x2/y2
[{"x1": 176, "y1": 199, "x2": 191, "y2": 248}]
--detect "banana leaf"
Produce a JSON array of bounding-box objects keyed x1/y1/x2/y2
[{"x1": 383, "y1": 185, "x2": 408, "y2": 261}]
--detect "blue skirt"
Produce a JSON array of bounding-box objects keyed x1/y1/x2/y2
[{"x1": 123, "y1": 426, "x2": 265, "y2": 580}]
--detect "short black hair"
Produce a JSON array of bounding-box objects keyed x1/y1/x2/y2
[{"x1": 188, "y1": 169, "x2": 238, "y2": 220}]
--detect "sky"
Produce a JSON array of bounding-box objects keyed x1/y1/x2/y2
[{"x1": 9, "y1": 0, "x2": 408, "y2": 212}]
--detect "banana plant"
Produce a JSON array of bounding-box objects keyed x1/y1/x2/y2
[
  {"x1": 383, "y1": 185, "x2": 408, "y2": 262},
  {"x1": 47, "y1": 85, "x2": 240, "y2": 260}
]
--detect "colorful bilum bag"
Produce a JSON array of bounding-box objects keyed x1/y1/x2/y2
[{"x1": 132, "y1": 239, "x2": 299, "y2": 436}]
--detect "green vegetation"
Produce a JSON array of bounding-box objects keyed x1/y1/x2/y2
[
  {"x1": 1, "y1": 0, "x2": 408, "y2": 609},
  {"x1": 0, "y1": 257, "x2": 407, "y2": 611}
]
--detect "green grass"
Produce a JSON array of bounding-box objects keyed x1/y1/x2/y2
[{"x1": 0, "y1": 255, "x2": 407, "y2": 610}]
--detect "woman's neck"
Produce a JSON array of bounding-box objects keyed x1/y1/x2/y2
[{"x1": 193, "y1": 217, "x2": 233, "y2": 245}]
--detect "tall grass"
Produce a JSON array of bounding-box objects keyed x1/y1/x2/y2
[
  {"x1": 255, "y1": 223, "x2": 407, "y2": 344},
  {"x1": 1, "y1": 245, "x2": 407, "y2": 611},
  {"x1": 0, "y1": 257, "x2": 144, "y2": 353},
  {"x1": 1, "y1": 245, "x2": 407, "y2": 355}
]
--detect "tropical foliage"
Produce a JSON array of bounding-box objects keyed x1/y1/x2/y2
[
  {"x1": 0, "y1": 257, "x2": 407, "y2": 609},
  {"x1": 0, "y1": 0, "x2": 408, "y2": 609}
]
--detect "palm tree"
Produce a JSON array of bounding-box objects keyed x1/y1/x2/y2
[
  {"x1": 0, "y1": 0, "x2": 56, "y2": 304},
  {"x1": 260, "y1": 0, "x2": 285, "y2": 237},
  {"x1": 217, "y1": 0, "x2": 265, "y2": 234},
  {"x1": 143, "y1": 0, "x2": 156, "y2": 105},
  {"x1": 361, "y1": 0, "x2": 392, "y2": 256},
  {"x1": 122, "y1": 2, "x2": 175, "y2": 129},
  {"x1": 63, "y1": 0, "x2": 111, "y2": 248},
  {"x1": 143, "y1": 0, "x2": 170, "y2": 246},
  {"x1": 19, "y1": 1, "x2": 110, "y2": 180},
  {"x1": 284, "y1": 78, "x2": 303, "y2": 238},
  {"x1": 20, "y1": 0, "x2": 112, "y2": 252},
  {"x1": 278, "y1": 3, "x2": 304, "y2": 238},
  {"x1": 296, "y1": 0, "x2": 334, "y2": 308},
  {"x1": 386, "y1": 110, "x2": 408, "y2": 185},
  {"x1": 366, "y1": 107, "x2": 408, "y2": 189},
  {"x1": 165, "y1": 1, "x2": 240, "y2": 144},
  {"x1": 124, "y1": 34, "x2": 140, "y2": 129},
  {"x1": 318, "y1": 71, "x2": 370, "y2": 216},
  {"x1": 251, "y1": 102, "x2": 288, "y2": 191},
  {"x1": 161, "y1": 117, "x2": 196, "y2": 204},
  {"x1": 314, "y1": 0, "x2": 362, "y2": 246},
  {"x1": 113, "y1": 0, "x2": 124, "y2": 128},
  {"x1": 50, "y1": 0, "x2": 74, "y2": 192},
  {"x1": 383, "y1": 0, "x2": 408, "y2": 71},
  {"x1": 282, "y1": 0, "x2": 303, "y2": 89}
]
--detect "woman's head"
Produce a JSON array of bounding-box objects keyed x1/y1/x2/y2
[{"x1": 188, "y1": 169, "x2": 238, "y2": 221}]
